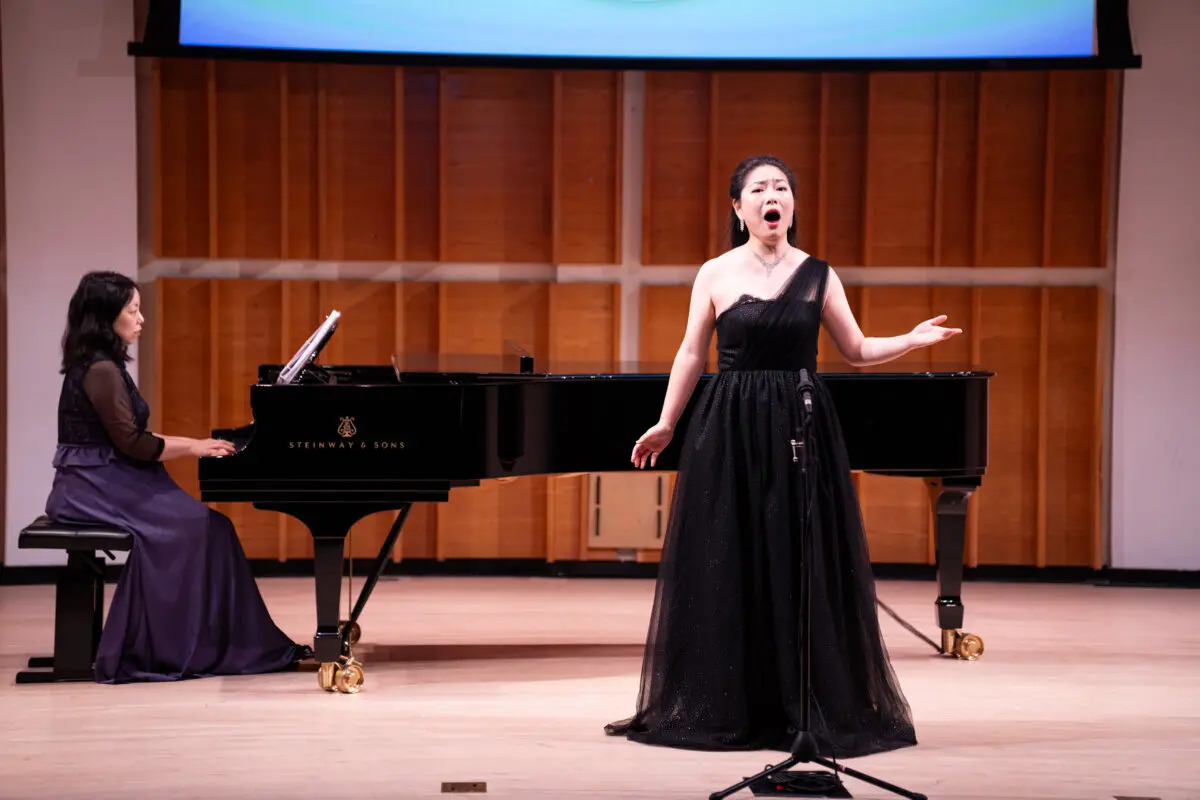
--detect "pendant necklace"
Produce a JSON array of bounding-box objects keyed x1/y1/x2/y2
[{"x1": 752, "y1": 249, "x2": 787, "y2": 276}]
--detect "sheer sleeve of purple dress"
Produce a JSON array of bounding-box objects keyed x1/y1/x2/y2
[{"x1": 82, "y1": 360, "x2": 165, "y2": 462}]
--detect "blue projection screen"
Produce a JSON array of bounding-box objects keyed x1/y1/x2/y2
[{"x1": 177, "y1": 0, "x2": 1097, "y2": 62}]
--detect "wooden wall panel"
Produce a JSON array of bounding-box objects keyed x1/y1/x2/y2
[
  {"x1": 321, "y1": 65, "x2": 398, "y2": 261},
  {"x1": 976, "y1": 73, "x2": 1049, "y2": 267},
  {"x1": 820, "y1": 74, "x2": 869, "y2": 267},
  {"x1": 643, "y1": 73, "x2": 710, "y2": 267},
  {"x1": 213, "y1": 62, "x2": 282, "y2": 258},
  {"x1": 865, "y1": 73, "x2": 938, "y2": 266},
  {"x1": 440, "y1": 70, "x2": 553, "y2": 262},
  {"x1": 402, "y1": 68, "x2": 442, "y2": 261},
  {"x1": 153, "y1": 62, "x2": 621, "y2": 264},
  {"x1": 396, "y1": 281, "x2": 441, "y2": 360},
  {"x1": 555, "y1": 72, "x2": 622, "y2": 264},
  {"x1": 283, "y1": 65, "x2": 319, "y2": 259},
  {"x1": 933, "y1": 73, "x2": 979, "y2": 266},
  {"x1": 633, "y1": 68, "x2": 1109, "y2": 268},
  {"x1": 639, "y1": 286, "x2": 693, "y2": 370},
  {"x1": 975, "y1": 288, "x2": 1041, "y2": 564},
  {"x1": 1046, "y1": 72, "x2": 1110, "y2": 267},
  {"x1": 548, "y1": 475, "x2": 587, "y2": 562},
  {"x1": 549, "y1": 284, "x2": 620, "y2": 370},
  {"x1": 154, "y1": 63, "x2": 1112, "y2": 270},
  {"x1": 437, "y1": 282, "x2": 550, "y2": 363},
  {"x1": 157, "y1": 60, "x2": 210, "y2": 256},
  {"x1": 1044, "y1": 288, "x2": 1102, "y2": 566}
]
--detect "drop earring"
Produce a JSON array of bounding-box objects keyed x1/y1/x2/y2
[{"x1": 740, "y1": 218, "x2": 745, "y2": 232}]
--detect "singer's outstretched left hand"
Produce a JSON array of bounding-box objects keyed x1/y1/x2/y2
[{"x1": 907, "y1": 315, "x2": 962, "y2": 349}]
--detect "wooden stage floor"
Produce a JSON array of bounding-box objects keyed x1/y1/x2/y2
[{"x1": 1, "y1": 575, "x2": 1196, "y2": 799}]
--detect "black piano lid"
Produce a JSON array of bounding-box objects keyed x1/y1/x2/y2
[
  {"x1": 388, "y1": 349, "x2": 992, "y2": 377},
  {"x1": 256, "y1": 353, "x2": 993, "y2": 385},
  {"x1": 207, "y1": 354, "x2": 988, "y2": 495}
]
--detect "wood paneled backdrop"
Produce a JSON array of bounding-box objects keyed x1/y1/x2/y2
[{"x1": 145, "y1": 60, "x2": 1117, "y2": 570}]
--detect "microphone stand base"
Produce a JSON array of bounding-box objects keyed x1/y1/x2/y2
[
  {"x1": 711, "y1": 749, "x2": 927, "y2": 800},
  {"x1": 746, "y1": 769, "x2": 851, "y2": 798}
]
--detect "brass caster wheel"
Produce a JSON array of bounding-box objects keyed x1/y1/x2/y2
[
  {"x1": 941, "y1": 629, "x2": 984, "y2": 660},
  {"x1": 339, "y1": 619, "x2": 362, "y2": 646},
  {"x1": 335, "y1": 658, "x2": 365, "y2": 694},
  {"x1": 956, "y1": 632, "x2": 984, "y2": 660},
  {"x1": 317, "y1": 661, "x2": 339, "y2": 692}
]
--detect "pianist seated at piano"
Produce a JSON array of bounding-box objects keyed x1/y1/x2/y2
[
  {"x1": 606, "y1": 155, "x2": 962, "y2": 759},
  {"x1": 44, "y1": 270, "x2": 310, "y2": 684}
]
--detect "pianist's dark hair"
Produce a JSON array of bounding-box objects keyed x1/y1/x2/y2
[
  {"x1": 728, "y1": 154, "x2": 799, "y2": 249},
  {"x1": 60, "y1": 271, "x2": 139, "y2": 374}
]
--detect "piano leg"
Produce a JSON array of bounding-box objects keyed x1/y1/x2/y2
[
  {"x1": 928, "y1": 479, "x2": 984, "y2": 660},
  {"x1": 311, "y1": 534, "x2": 348, "y2": 664},
  {"x1": 256, "y1": 501, "x2": 412, "y2": 693}
]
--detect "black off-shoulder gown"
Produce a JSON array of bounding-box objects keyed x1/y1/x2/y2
[{"x1": 606, "y1": 256, "x2": 918, "y2": 759}]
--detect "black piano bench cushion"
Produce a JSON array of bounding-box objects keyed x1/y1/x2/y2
[{"x1": 18, "y1": 515, "x2": 132, "y2": 553}]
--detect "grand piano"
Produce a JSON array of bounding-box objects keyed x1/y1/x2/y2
[{"x1": 199, "y1": 312, "x2": 991, "y2": 693}]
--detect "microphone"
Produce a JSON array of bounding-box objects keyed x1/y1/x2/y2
[{"x1": 798, "y1": 368, "x2": 814, "y2": 416}]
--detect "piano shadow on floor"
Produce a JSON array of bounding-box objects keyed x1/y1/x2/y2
[{"x1": 290, "y1": 642, "x2": 648, "y2": 684}]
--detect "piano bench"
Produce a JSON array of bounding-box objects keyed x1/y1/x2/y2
[{"x1": 15, "y1": 515, "x2": 132, "y2": 685}]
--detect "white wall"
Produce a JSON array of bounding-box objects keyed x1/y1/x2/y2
[
  {"x1": 1110, "y1": 0, "x2": 1200, "y2": 570},
  {"x1": 2, "y1": 0, "x2": 138, "y2": 566}
]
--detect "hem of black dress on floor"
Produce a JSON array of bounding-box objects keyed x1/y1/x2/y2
[{"x1": 603, "y1": 721, "x2": 918, "y2": 760}]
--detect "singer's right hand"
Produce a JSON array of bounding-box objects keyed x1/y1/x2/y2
[{"x1": 632, "y1": 422, "x2": 674, "y2": 469}]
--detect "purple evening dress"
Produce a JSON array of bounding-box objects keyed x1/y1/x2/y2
[{"x1": 45, "y1": 352, "x2": 307, "y2": 683}]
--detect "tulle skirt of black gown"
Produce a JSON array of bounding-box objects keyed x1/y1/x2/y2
[
  {"x1": 606, "y1": 369, "x2": 917, "y2": 758},
  {"x1": 45, "y1": 444, "x2": 307, "y2": 684}
]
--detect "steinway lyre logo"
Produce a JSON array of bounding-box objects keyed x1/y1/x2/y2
[{"x1": 286, "y1": 416, "x2": 403, "y2": 451}]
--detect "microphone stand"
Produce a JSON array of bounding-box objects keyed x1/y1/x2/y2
[{"x1": 709, "y1": 369, "x2": 926, "y2": 800}]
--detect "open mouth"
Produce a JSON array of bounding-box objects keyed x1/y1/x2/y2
[{"x1": 764, "y1": 209, "x2": 781, "y2": 224}]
